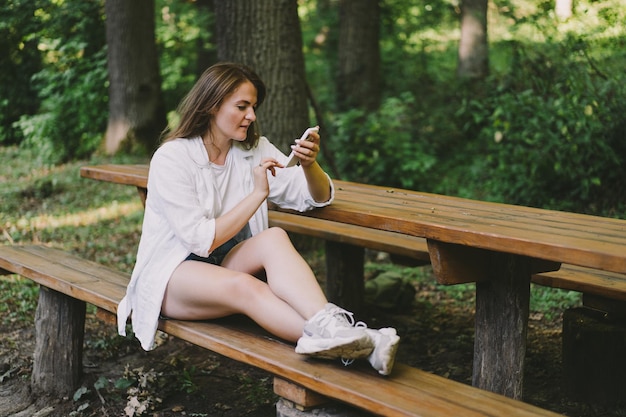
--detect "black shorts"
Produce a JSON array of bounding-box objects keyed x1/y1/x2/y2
[{"x1": 184, "y1": 236, "x2": 239, "y2": 266}]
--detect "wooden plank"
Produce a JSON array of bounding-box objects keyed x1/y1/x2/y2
[
  {"x1": 273, "y1": 377, "x2": 328, "y2": 409},
  {"x1": 302, "y1": 199, "x2": 626, "y2": 274},
  {"x1": 159, "y1": 318, "x2": 562, "y2": 417},
  {"x1": 80, "y1": 164, "x2": 148, "y2": 188},
  {"x1": 0, "y1": 245, "x2": 126, "y2": 313},
  {"x1": 324, "y1": 183, "x2": 626, "y2": 265},
  {"x1": 335, "y1": 181, "x2": 624, "y2": 240},
  {"x1": 269, "y1": 210, "x2": 430, "y2": 261},
  {"x1": 533, "y1": 265, "x2": 626, "y2": 302},
  {"x1": 429, "y1": 240, "x2": 561, "y2": 285}
]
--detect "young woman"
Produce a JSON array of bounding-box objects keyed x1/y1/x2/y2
[{"x1": 117, "y1": 62, "x2": 399, "y2": 375}]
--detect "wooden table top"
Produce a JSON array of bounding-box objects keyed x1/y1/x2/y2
[{"x1": 81, "y1": 164, "x2": 626, "y2": 274}]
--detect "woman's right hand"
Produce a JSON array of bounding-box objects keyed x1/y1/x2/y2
[{"x1": 254, "y1": 159, "x2": 283, "y2": 197}]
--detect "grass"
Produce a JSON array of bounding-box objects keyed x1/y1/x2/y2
[{"x1": 0, "y1": 145, "x2": 148, "y2": 272}]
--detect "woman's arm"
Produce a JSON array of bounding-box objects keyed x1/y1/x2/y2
[
  {"x1": 302, "y1": 161, "x2": 331, "y2": 203},
  {"x1": 212, "y1": 160, "x2": 276, "y2": 249},
  {"x1": 290, "y1": 130, "x2": 331, "y2": 203}
]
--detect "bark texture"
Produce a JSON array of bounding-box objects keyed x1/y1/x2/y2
[
  {"x1": 104, "y1": 0, "x2": 166, "y2": 154},
  {"x1": 337, "y1": 0, "x2": 381, "y2": 112},
  {"x1": 215, "y1": 0, "x2": 309, "y2": 151}
]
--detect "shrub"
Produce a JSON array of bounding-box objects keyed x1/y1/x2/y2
[
  {"x1": 455, "y1": 36, "x2": 626, "y2": 216},
  {"x1": 330, "y1": 93, "x2": 437, "y2": 190},
  {"x1": 12, "y1": 0, "x2": 107, "y2": 164},
  {"x1": 15, "y1": 43, "x2": 108, "y2": 164}
]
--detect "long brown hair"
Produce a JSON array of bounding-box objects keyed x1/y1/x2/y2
[{"x1": 163, "y1": 62, "x2": 266, "y2": 149}]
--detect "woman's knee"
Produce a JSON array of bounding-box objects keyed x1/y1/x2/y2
[
  {"x1": 260, "y1": 227, "x2": 290, "y2": 242},
  {"x1": 228, "y1": 272, "x2": 272, "y2": 305}
]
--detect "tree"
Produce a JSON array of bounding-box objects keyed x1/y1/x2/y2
[
  {"x1": 104, "y1": 0, "x2": 166, "y2": 154},
  {"x1": 195, "y1": 0, "x2": 217, "y2": 77},
  {"x1": 214, "y1": 0, "x2": 309, "y2": 151},
  {"x1": 336, "y1": 0, "x2": 381, "y2": 112},
  {"x1": 457, "y1": 0, "x2": 489, "y2": 79}
]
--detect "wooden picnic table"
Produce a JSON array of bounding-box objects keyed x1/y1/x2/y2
[{"x1": 81, "y1": 164, "x2": 626, "y2": 400}]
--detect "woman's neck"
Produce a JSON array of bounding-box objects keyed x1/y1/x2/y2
[{"x1": 203, "y1": 134, "x2": 230, "y2": 165}]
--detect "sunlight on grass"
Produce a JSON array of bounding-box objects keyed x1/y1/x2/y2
[{"x1": 13, "y1": 200, "x2": 143, "y2": 231}]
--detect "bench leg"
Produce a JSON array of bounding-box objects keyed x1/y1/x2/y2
[
  {"x1": 324, "y1": 241, "x2": 364, "y2": 315},
  {"x1": 274, "y1": 377, "x2": 370, "y2": 416},
  {"x1": 31, "y1": 287, "x2": 86, "y2": 396},
  {"x1": 473, "y1": 253, "x2": 531, "y2": 400}
]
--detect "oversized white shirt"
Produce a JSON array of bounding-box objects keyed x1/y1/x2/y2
[{"x1": 118, "y1": 136, "x2": 335, "y2": 350}]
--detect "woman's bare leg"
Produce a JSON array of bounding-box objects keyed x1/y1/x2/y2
[
  {"x1": 222, "y1": 227, "x2": 328, "y2": 319},
  {"x1": 161, "y1": 228, "x2": 328, "y2": 342},
  {"x1": 162, "y1": 261, "x2": 306, "y2": 342}
]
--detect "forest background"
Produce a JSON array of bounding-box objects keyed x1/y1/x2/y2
[
  {"x1": 2, "y1": 0, "x2": 625, "y2": 218},
  {"x1": 1, "y1": 0, "x2": 626, "y2": 415}
]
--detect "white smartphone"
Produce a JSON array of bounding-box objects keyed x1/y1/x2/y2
[{"x1": 285, "y1": 126, "x2": 319, "y2": 167}]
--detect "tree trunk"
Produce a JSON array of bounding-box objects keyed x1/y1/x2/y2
[
  {"x1": 31, "y1": 287, "x2": 86, "y2": 396},
  {"x1": 104, "y1": 0, "x2": 166, "y2": 155},
  {"x1": 337, "y1": 0, "x2": 381, "y2": 112},
  {"x1": 214, "y1": 0, "x2": 309, "y2": 152},
  {"x1": 457, "y1": 0, "x2": 489, "y2": 80},
  {"x1": 195, "y1": 0, "x2": 217, "y2": 77}
]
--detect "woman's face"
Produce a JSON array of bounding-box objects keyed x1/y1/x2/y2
[{"x1": 211, "y1": 80, "x2": 258, "y2": 143}]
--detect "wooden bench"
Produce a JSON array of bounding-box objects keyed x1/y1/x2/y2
[{"x1": 0, "y1": 244, "x2": 564, "y2": 416}]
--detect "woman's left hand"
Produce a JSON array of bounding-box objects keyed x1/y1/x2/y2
[{"x1": 290, "y1": 130, "x2": 320, "y2": 168}]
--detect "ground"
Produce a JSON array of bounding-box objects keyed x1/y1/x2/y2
[{"x1": 2, "y1": 250, "x2": 626, "y2": 417}]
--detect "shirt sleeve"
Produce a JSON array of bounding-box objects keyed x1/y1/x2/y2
[
  {"x1": 147, "y1": 143, "x2": 218, "y2": 257},
  {"x1": 255, "y1": 137, "x2": 335, "y2": 211}
]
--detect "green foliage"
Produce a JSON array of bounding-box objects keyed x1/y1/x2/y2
[
  {"x1": 0, "y1": 146, "x2": 147, "y2": 273},
  {"x1": 16, "y1": 43, "x2": 108, "y2": 164},
  {"x1": 330, "y1": 93, "x2": 437, "y2": 189},
  {"x1": 0, "y1": 0, "x2": 46, "y2": 144},
  {"x1": 178, "y1": 365, "x2": 200, "y2": 394},
  {"x1": 156, "y1": 0, "x2": 215, "y2": 112},
  {"x1": 530, "y1": 285, "x2": 581, "y2": 321},
  {"x1": 11, "y1": 0, "x2": 108, "y2": 164},
  {"x1": 0, "y1": 277, "x2": 38, "y2": 326},
  {"x1": 379, "y1": 0, "x2": 459, "y2": 96},
  {"x1": 453, "y1": 35, "x2": 626, "y2": 215},
  {"x1": 237, "y1": 375, "x2": 275, "y2": 406}
]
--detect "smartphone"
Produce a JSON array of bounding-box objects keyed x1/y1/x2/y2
[{"x1": 285, "y1": 126, "x2": 319, "y2": 167}]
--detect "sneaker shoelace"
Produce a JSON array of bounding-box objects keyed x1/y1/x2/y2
[{"x1": 322, "y1": 305, "x2": 356, "y2": 327}]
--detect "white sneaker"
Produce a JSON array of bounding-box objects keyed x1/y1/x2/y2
[
  {"x1": 366, "y1": 328, "x2": 400, "y2": 376},
  {"x1": 295, "y1": 303, "x2": 374, "y2": 360}
]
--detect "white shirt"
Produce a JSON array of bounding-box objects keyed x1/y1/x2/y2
[{"x1": 118, "y1": 136, "x2": 335, "y2": 350}]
